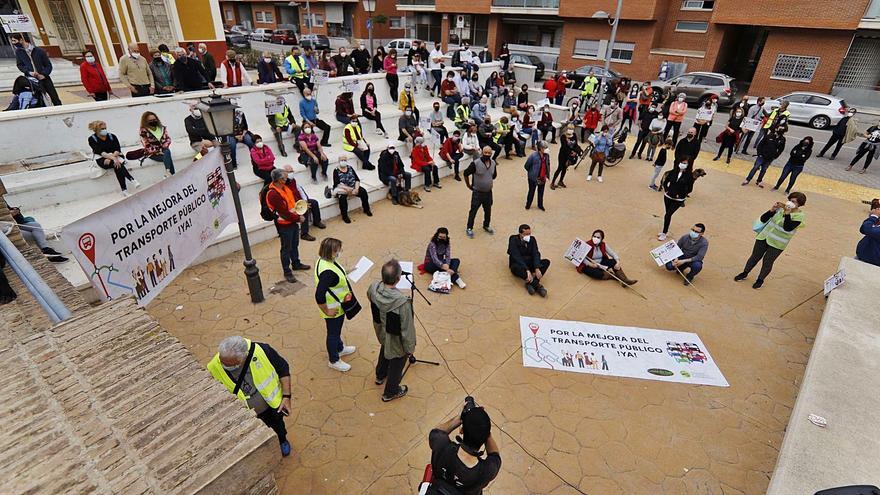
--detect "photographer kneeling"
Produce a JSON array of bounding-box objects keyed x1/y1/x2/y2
[
  {"x1": 367, "y1": 260, "x2": 417, "y2": 402},
  {"x1": 428, "y1": 397, "x2": 501, "y2": 495}
]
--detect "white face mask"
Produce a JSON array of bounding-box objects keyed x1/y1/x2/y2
[
  {"x1": 405, "y1": 110, "x2": 412, "y2": 116},
  {"x1": 263, "y1": 57, "x2": 272, "y2": 63},
  {"x1": 305, "y1": 95, "x2": 313, "y2": 100},
  {"x1": 192, "y1": 109, "x2": 202, "y2": 118},
  {"x1": 255, "y1": 141, "x2": 264, "y2": 148},
  {"x1": 677, "y1": 97, "x2": 685, "y2": 102},
  {"x1": 304, "y1": 127, "x2": 313, "y2": 134},
  {"x1": 511, "y1": 118, "x2": 518, "y2": 123},
  {"x1": 785, "y1": 200, "x2": 797, "y2": 209},
  {"x1": 522, "y1": 235, "x2": 531, "y2": 243},
  {"x1": 199, "y1": 48, "x2": 206, "y2": 54},
  {"x1": 130, "y1": 52, "x2": 140, "y2": 59},
  {"x1": 340, "y1": 51, "x2": 347, "y2": 56},
  {"x1": 388, "y1": 148, "x2": 395, "y2": 153},
  {"x1": 592, "y1": 236, "x2": 602, "y2": 244},
  {"x1": 85, "y1": 56, "x2": 96, "y2": 64},
  {"x1": 359, "y1": 44, "x2": 365, "y2": 49},
  {"x1": 678, "y1": 163, "x2": 688, "y2": 170}
]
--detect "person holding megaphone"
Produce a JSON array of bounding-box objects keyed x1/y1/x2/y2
[{"x1": 265, "y1": 168, "x2": 311, "y2": 283}]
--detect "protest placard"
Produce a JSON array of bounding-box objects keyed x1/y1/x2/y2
[
  {"x1": 650, "y1": 240, "x2": 683, "y2": 266},
  {"x1": 563, "y1": 238, "x2": 590, "y2": 267}
]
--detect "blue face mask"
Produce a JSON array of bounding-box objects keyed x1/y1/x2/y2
[
  {"x1": 689, "y1": 231, "x2": 700, "y2": 239},
  {"x1": 99, "y1": 129, "x2": 109, "y2": 137}
]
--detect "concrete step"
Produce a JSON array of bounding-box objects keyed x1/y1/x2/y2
[{"x1": 0, "y1": 58, "x2": 81, "y2": 91}]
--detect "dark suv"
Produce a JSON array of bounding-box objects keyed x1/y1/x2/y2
[
  {"x1": 299, "y1": 34, "x2": 331, "y2": 51},
  {"x1": 647, "y1": 72, "x2": 737, "y2": 107}
]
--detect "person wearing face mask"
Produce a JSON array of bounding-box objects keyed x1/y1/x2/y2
[
  {"x1": 497, "y1": 43, "x2": 511, "y2": 72},
  {"x1": 268, "y1": 96, "x2": 301, "y2": 158},
  {"x1": 554, "y1": 72, "x2": 570, "y2": 106},
  {"x1": 463, "y1": 147, "x2": 498, "y2": 238},
  {"x1": 328, "y1": 156, "x2": 373, "y2": 223},
  {"x1": 538, "y1": 105, "x2": 557, "y2": 144},
  {"x1": 494, "y1": 115, "x2": 517, "y2": 160},
  {"x1": 207, "y1": 336, "x2": 292, "y2": 456},
  {"x1": 139, "y1": 111, "x2": 175, "y2": 176},
  {"x1": 458, "y1": 43, "x2": 475, "y2": 79},
  {"x1": 620, "y1": 83, "x2": 640, "y2": 132},
  {"x1": 11, "y1": 33, "x2": 61, "y2": 106},
  {"x1": 195, "y1": 43, "x2": 217, "y2": 84},
  {"x1": 818, "y1": 107, "x2": 858, "y2": 160},
  {"x1": 351, "y1": 43, "x2": 371, "y2": 74},
  {"x1": 298, "y1": 87, "x2": 332, "y2": 147},
  {"x1": 342, "y1": 115, "x2": 375, "y2": 170},
  {"x1": 524, "y1": 140, "x2": 551, "y2": 211},
  {"x1": 649, "y1": 138, "x2": 674, "y2": 190},
  {"x1": 225, "y1": 108, "x2": 254, "y2": 169},
  {"x1": 149, "y1": 51, "x2": 175, "y2": 95},
  {"x1": 385, "y1": 49, "x2": 400, "y2": 102},
  {"x1": 588, "y1": 126, "x2": 612, "y2": 183},
  {"x1": 184, "y1": 104, "x2": 218, "y2": 153},
  {"x1": 298, "y1": 123, "x2": 330, "y2": 183},
  {"x1": 411, "y1": 136, "x2": 442, "y2": 192},
  {"x1": 173, "y1": 47, "x2": 212, "y2": 92},
  {"x1": 265, "y1": 168, "x2": 311, "y2": 282},
  {"x1": 367, "y1": 260, "x2": 417, "y2": 402},
  {"x1": 428, "y1": 101, "x2": 449, "y2": 143},
  {"x1": 520, "y1": 106, "x2": 540, "y2": 150},
  {"x1": 692, "y1": 97, "x2": 715, "y2": 143},
  {"x1": 440, "y1": 130, "x2": 465, "y2": 180},
  {"x1": 314, "y1": 237, "x2": 359, "y2": 372},
  {"x1": 846, "y1": 122, "x2": 880, "y2": 174},
  {"x1": 360, "y1": 83, "x2": 388, "y2": 136},
  {"x1": 575, "y1": 230, "x2": 638, "y2": 285},
  {"x1": 551, "y1": 126, "x2": 581, "y2": 189},
  {"x1": 462, "y1": 125, "x2": 481, "y2": 161},
  {"x1": 478, "y1": 116, "x2": 501, "y2": 158},
  {"x1": 469, "y1": 74, "x2": 485, "y2": 101},
  {"x1": 428, "y1": 41, "x2": 444, "y2": 96},
  {"x1": 398, "y1": 108, "x2": 419, "y2": 148},
  {"x1": 470, "y1": 96, "x2": 488, "y2": 124},
  {"x1": 79, "y1": 51, "x2": 112, "y2": 101},
  {"x1": 742, "y1": 125, "x2": 787, "y2": 188},
  {"x1": 508, "y1": 224, "x2": 549, "y2": 296},
  {"x1": 424, "y1": 227, "x2": 467, "y2": 289},
  {"x1": 441, "y1": 70, "x2": 462, "y2": 119},
  {"x1": 753, "y1": 101, "x2": 791, "y2": 153},
  {"x1": 665, "y1": 223, "x2": 708, "y2": 285},
  {"x1": 250, "y1": 134, "x2": 278, "y2": 185},
  {"x1": 284, "y1": 47, "x2": 313, "y2": 95},
  {"x1": 88, "y1": 120, "x2": 139, "y2": 195},
  {"x1": 119, "y1": 42, "x2": 154, "y2": 97},
  {"x1": 773, "y1": 136, "x2": 813, "y2": 193},
  {"x1": 657, "y1": 161, "x2": 695, "y2": 241},
  {"x1": 399, "y1": 82, "x2": 420, "y2": 121},
  {"x1": 674, "y1": 127, "x2": 700, "y2": 168},
  {"x1": 516, "y1": 84, "x2": 530, "y2": 113},
  {"x1": 257, "y1": 52, "x2": 284, "y2": 84},
  {"x1": 335, "y1": 91, "x2": 356, "y2": 124},
  {"x1": 631, "y1": 104, "x2": 658, "y2": 160},
  {"x1": 378, "y1": 143, "x2": 412, "y2": 204},
  {"x1": 714, "y1": 105, "x2": 745, "y2": 164},
  {"x1": 738, "y1": 96, "x2": 764, "y2": 154},
  {"x1": 332, "y1": 47, "x2": 353, "y2": 75},
  {"x1": 735, "y1": 193, "x2": 807, "y2": 289},
  {"x1": 455, "y1": 69, "x2": 471, "y2": 102},
  {"x1": 644, "y1": 113, "x2": 667, "y2": 162},
  {"x1": 637, "y1": 82, "x2": 654, "y2": 115},
  {"x1": 580, "y1": 103, "x2": 601, "y2": 143},
  {"x1": 601, "y1": 100, "x2": 623, "y2": 139},
  {"x1": 664, "y1": 93, "x2": 688, "y2": 144}
]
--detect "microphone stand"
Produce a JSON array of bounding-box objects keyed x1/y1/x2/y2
[{"x1": 402, "y1": 272, "x2": 439, "y2": 377}]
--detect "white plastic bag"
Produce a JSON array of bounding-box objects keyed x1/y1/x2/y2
[{"x1": 428, "y1": 270, "x2": 452, "y2": 294}]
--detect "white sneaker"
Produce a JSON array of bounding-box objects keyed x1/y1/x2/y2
[
  {"x1": 597, "y1": 176, "x2": 603, "y2": 183},
  {"x1": 328, "y1": 360, "x2": 351, "y2": 372},
  {"x1": 657, "y1": 232, "x2": 667, "y2": 241},
  {"x1": 163, "y1": 172, "x2": 169, "y2": 179},
  {"x1": 586, "y1": 175, "x2": 592, "y2": 181},
  {"x1": 375, "y1": 128, "x2": 383, "y2": 135},
  {"x1": 339, "y1": 345, "x2": 357, "y2": 357},
  {"x1": 455, "y1": 277, "x2": 467, "y2": 289},
  {"x1": 121, "y1": 190, "x2": 131, "y2": 197},
  {"x1": 132, "y1": 180, "x2": 141, "y2": 188}
]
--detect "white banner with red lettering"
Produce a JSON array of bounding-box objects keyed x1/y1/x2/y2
[{"x1": 61, "y1": 150, "x2": 235, "y2": 306}]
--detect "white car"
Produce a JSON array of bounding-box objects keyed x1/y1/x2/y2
[
  {"x1": 249, "y1": 28, "x2": 274, "y2": 42},
  {"x1": 384, "y1": 39, "x2": 433, "y2": 53},
  {"x1": 746, "y1": 92, "x2": 848, "y2": 130}
]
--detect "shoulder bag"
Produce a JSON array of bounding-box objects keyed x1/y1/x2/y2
[{"x1": 325, "y1": 261, "x2": 362, "y2": 320}]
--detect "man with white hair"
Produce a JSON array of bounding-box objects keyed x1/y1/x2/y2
[
  {"x1": 118, "y1": 42, "x2": 154, "y2": 97},
  {"x1": 207, "y1": 335, "x2": 293, "y2": 456},
  {"x1": 196, "y1": 43, "x2": 217, "y2": 84},
  {"x1": 172, "y1": 46, "x2": 213, "y2": 92}
]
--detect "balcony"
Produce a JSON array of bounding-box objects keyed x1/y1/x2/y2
[
  {"x1": 861, "y1": 0, "x2": 880, "y2": 28},
  {"x1": 396, "y1": 0, "x2": 436, "y2": 11},
  {"x1": 491, "y1": 0, "x2": 558, "y2": 14}
]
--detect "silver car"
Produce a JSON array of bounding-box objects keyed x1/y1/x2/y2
[
  {"x1": 746, "y1": 92, "x2": 847, "y2": 130},
  {"x1": 648, "y1": 71, "x2": 737, "y2": 108}
]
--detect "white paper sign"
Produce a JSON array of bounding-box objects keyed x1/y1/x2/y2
[
  {"x1": 61, "y1": 151, "x2": 235, "y2": 306},
  {"x1": 520, "y1": 316, "x2": 729, "y2": 387},
  {"x1": 741, "y1": 118, "x2": 761, "y2": 132},
  {"x1": 823, "y1": 268, "x2": 846, "y2": 296},
  {"x1": 348, "y1": 256, "x2": 374, "y2": 283},
  {"x1": 0, "y1": 14, "x2": 36, "y2": 33},
  {"x1": 341, "y1": 78, "x2": 361, "y2": 94},
  {"x1": 265, "y1": 99, "x2": 285, "y2": 116},
  {"x1": 312, "y1": 69, "x2": 330, "y2": 85},
  {"x1": 695, "y1": 107, "x2": 715, "y2": 122},
  {"x1": 563, "y1": 238, "x2": 590, "y2": 267},
  {"x1": 650, "y1": 240, "x2": 684, "y2": 266},
  {"x1": 396, "y1": 261, "x2": 413, "y2": 290}
]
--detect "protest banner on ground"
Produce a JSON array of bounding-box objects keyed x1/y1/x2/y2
[
  {"x1": 563, "y1": 238, "x2": 590, "y2": 266},
  {"x1": 824, "y1": 268, "x2": 846, "y2": 296},
  {"x1": 61, "y1": 150, "x2": 235, "y2": 306},
  {"x1": 650, "y1": 240, "x2": 683, "y2": 266},
  {"x1": 520, "y1": 316, "x2": 729, "y2": 387},
  {"x1": 741, "y1": 118, "x2": 761, "y2": 132}
]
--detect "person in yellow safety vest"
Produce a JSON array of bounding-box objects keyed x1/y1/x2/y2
[
  {"x1": 315, "y1": 237, "x2": 359, "y2": 372},
  {"x1": 493, "y1": 116, "x2": 513, "y2": 160},
  {"x1": 454, "y1": 96, "x2": 472, "y2": 130},
  {"x1": 734, "y1": 192, "x2": 806, "y2": 289},
  {"x1": 207, "y1": 336, "x2": 293, "y2": 456},
  {"x1": 342, "y1": 116, "x2": 375, "y2": 169},
  {"x1": 284, "y1": 46, "x2": 313, "y2": 95},
  {"x1": 579, "y1": 71, "x2": 599, "y2": 97},
  {"x1": 753, "y1": 100, "x2": 791, "y2": 153},
  {"x1": 267, "y1": 95, "x2": 300, "y2": 157}
]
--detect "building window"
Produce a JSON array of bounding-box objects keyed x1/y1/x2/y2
[
  {"x1": 390, "y1": 16, "x2": 405, "y2": 29},
  {"x1": 675, "y1": 20, "x2": 709, "y2": 32},
  {"x1": 573, "y1": 39, "x2": 600, "y2": 58},
  {"x1": 771, "y1": 54, "x2": 820, "y2": 82},
  {"x1": 305, "y1": 13, "x2": 324, "y2": 27},
  {"x1": 681, "y1": 0, "x2": 714, "y2": 10},
  {"x1": 255, "y1": 11, "x2": 274, "y2": 23},
  {"x1": 610, "y1": 42, "x2": 635, "y2": 62},
  {"x1": 224, "y1": 8, "x2": 234, "y2": 21}
]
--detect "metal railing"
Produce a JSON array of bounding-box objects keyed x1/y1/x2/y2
[
  {"x1": 492, "y1": 0, "x2": 559, "y2": 8},
  {"x1": 0, "y1": 231, "x2": 72, "y2": 323}
]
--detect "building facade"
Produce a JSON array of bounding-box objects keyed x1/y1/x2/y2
[
  {"x1": 395, "y1": 0, "x2": 880, "y2": 104},
  {"x1": 0, "y1": 0, "x2": 225, "y2": 77}
]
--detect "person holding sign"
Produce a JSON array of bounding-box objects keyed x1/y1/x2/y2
[
  {"x1": 508, "y1": 224, "x2": 550, "y2": 297},
  {"x1": 738, "y1": 96, "x2": 765, "y2": 154},
  {"x1": 692, "y1": 97, "x2": 716, "y2": 143},
  {"x1": 268, "y1": 96, "x2": 300, "y2": 158},
  {"x1": 735, "y1": 192, "x2": 806, "y2": 289},
  {"x1": 575, "y1": 230, "x2": 638, "y2": 286},
  {"x1": 665, "y1": 223, "x2": 708, "y2": 285},
  {"x1": 299, "y1": 88, "x2": 332, "y2": 147}
]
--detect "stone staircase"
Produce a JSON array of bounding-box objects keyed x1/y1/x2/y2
[{"x1": 0, "y1": 57, "x2": 83, "y2": 92}]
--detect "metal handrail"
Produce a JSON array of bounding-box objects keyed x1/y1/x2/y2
[{"x1": 0, "y1": 231, "x2": 72, "y2": 323}]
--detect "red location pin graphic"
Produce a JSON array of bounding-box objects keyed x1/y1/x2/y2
[
  {"x1": 528, "y1": 322, "x2": 539, "y2": 336},
  {"x1": 78, "y1": 233, "x2": 96, "y2": 266}
]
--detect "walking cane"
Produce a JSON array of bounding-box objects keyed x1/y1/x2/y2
[
  {"x1": 674, "y1": 266, "x2": 705, "y2": 299},
  {"x1": 779, "y1": 288, "x2": 824, "y2": 318},
  {"x1": 603, "y1": 267, "x2": 648, "y2": 301}
]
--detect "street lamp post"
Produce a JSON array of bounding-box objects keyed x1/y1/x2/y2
[
  {"x1": 593, "y1": 0, "x2": 623, "y2": 107},
  {"x1": 362, "y1": 0, "x2": 376, "y2": 53},
  {"x1": 198, "y1": 93, "x2": 265, "y2": 304}
]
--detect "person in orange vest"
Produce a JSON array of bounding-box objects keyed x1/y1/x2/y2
[
  {"x1": 218, "y1": 49, "x2": 252, "y2": 87},
  {"x1": 265, "y1": 168, "x2": 310, "y2": 283}
]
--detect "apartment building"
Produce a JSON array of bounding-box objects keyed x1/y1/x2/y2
[{"x1": 396, "y1": 0, "x2": 880, "y2": 105}]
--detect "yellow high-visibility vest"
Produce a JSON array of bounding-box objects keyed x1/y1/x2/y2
[
  {"x1": 206, "y1": 339, "x2": 283, "y2": 409},
  {"x1": 314, "y1": 258, "x2": 349, "y2": 318},
  {"x1": 286, "y1": 54, "x2": 307, "y2": 79},
  {"x1": 493, "y1": 121, "x2": 510, "y2": 143},
  {"x1": 342, "y1": 122, "x2": 362, "y2": 152}
]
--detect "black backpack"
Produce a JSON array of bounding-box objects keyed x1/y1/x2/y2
[{"x1": 259, "y1": 184, "x2": 277, "y2": 222}]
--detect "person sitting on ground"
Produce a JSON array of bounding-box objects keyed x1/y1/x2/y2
[
  {"x1": 335, "y1": 91, "x2": 356, "y2": 124},
  {"x1": 250, "y1": 134, "x2": 278, "y2": 185},
  {"x1": 184, "y1": 104, "x2": 217, "y2": 154},
  {"x1": 665, "y1": 223, "x2": 708, "y2": 285},
  {"x1": 88, "y1": 120, "x2": 139, "y2": 196},
  {"x1": 268, "y1": 95, "x2": 300, "y2": 157},
  {"x1": 424, "y1": 227, "x2": 466, "y2": 289},
  {"x1": 298, "y1": 122, "x2": 329, "y2": 183},
  {"x1": 7, "y1": 206, "x2": 67, "y2": 262},
  {"x1": 575, "y1": 229, "x2": 637, "y2": 286},
  {"x1": 139, "y1": 111, "x2": 175, "y2": 176},
  {"x1": 440, "y1": 130, "x2": 464, "y2": 181},
  {"x1": 378, "y1": 142, "x2": 412, "y2": 205},
  {"x1": 411, "y1": 136, "x2": 441, "y2": 192},
  {"x1": 326, "y1": 155, "x2": 373, "y2": 223},
  {"x1": 507, "y1": 224, "x2": 549, "y2": 297}
]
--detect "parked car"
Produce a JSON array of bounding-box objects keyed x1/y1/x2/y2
[
  {"x1": 647, "y1": 71, "x2": 737, "y2": 108},
  {"x1": 385, "y1": 39, "x2": 425, "y2": 53},
  {"x1": 249, "y1": 28, "x2": 274, "y2": 42},
  {"x1": 746, "y1": 92, "x2": 847, "y2": 130},
  {"x1": 568, "y1": 65, "x2": 624, "y2": 89},
  {"x1": 225, "y1": 33, "x2": 250, "y2": 50},
  {"x1": 509, "y1": 53, "x2": 545, "y2": 81},
  {"x1": 299, "y1": 34, "x2": 331, "y2": 51},
  {"x1": 228, "y1": 25, "x2": 251, "y2": 36},
  {"x1": 271, "y1": 29, "x2": 298, "y2": 46}
]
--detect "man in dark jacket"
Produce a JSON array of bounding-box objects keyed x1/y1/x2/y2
[
  {"x1": 350, "y1": 43, "x2": 371, "y2": 74},
  {"x1": 377, "y1": 144, "x2": 412, "y2": 205},
  {"x1": 523, "y1": 141, "x2": 550, "y2": 211},
  {"x1": 507, "y1": 224, "x2": 550, "y2": 296},
  {"x1": 743, "y1": 126, "x2": 787, "y2": 187},
  {"x1": 197, "y1": 43, "x2": 217, "y2": 84},
  {"x1": 367, "y1": 260, "x2": 417, "y2": 402},
  {"x1": 674, "y1": 127, "x2": 700, "y2": 167},
  {"x1": 172, "y1": 47, "x2": 212, "y2": 92},
  {"x1": 406, "y1": 40, "x2": 429, "y2": 68},
  {"x1": 856, "y1": 205, "x2": 880, "y2": 267},
  {"x1": 11, "y1": 33, "x2": 61, "y2": 106},
  {"x1": 184, "y1": 106, "x2": 217, "y2": 152},
  {"x1": 818, "y1": 107, "x2": 856, "y2": 160}
]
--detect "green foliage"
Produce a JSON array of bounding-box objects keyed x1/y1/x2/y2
[{"x1": 373, "y1": 14, "x2": 388, "y2": 24}]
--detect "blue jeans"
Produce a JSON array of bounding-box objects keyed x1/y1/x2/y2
[
  {"x1": 149, "y1": 148, "x2": 175, "y2": 174},
  {"x1": 325, "y1": 315, "x2": 345, "y2": 363},
  {"x1": 665, "y1": 259, "x2": 703, "y2": 279},
  {"x1": 443, "y1": 95, "x2": 461, "y2": 118},
  {"x1": 277, "y1": 223, "x2": 300, "y2": 274},
  {"x1": 745, "y1": 156, "x2": 771, "y2": 183},
  {"x1": 226, "y1": 134, "x2": 254, "y2": 168},
  {"x1": 521, "y1": 128, "x2": 538, "y2": 146},
  {"x1": 300, "y1": 199, "x2": 321, "y2": 236},
  {"x1": 774, "y1": 160, "x2": 803, "y2": 192},
  {"x1": 425, "y1": 258, "x2": 460, "y2": 282},
  {"x1": 381, "y1": 172, "x2": 411, "y2": 199}
]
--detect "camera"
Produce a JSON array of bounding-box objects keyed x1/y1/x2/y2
[{"x1": 461, "y1": 396, "x2": 477, "y2": 419}]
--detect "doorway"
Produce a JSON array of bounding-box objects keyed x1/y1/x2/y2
[
  {"x1": 0, "y1": 0, "x2": 22, "y2": 58},
  {"x1": 47, "y1": 0, "x2": 83, "y2": 55},
  {"x1": 714, "y1": 25, "x2": 768, "y2": 92}
]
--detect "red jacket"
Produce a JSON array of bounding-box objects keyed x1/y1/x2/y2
[
  {"x1": 439, "y1": 138, "x2": 461, "y2": 162},
  {"x1": 410, "y1": 145, "x2": 434, "y2": 171},
  {"x1": 80, "y1": 61, "x2": 111, "y2": 94},
  {"x1": 543, "y1": 79, "x2": 558, "y2": 99},
  {"x1": 582, "y1": 109, "x2": 601, "y2": 130}
]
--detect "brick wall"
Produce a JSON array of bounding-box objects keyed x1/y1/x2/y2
[
  {"x1": 656, "y1": 7, "x2": 712, "y2": 48},
  {"x1": 712, "y1": 0, "x2": 870, "y2": 29},
  {"x1": 251, "y1": 4, "x2": 278, "y2": 29},
  {"x1": 352, "y1": 0, "x2": 402, "y2": 39},
  {"x1": 559, "y1": 0, "x2": 661, "y2": 20},
  {"x1": 436, "y1": 0, "x2": 491, "y2": 15},
  {"x1": 748, "y1": 28, "x2": 853, "y2": 96}
]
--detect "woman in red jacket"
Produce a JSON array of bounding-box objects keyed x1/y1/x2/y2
[
  {"x1": 581, "y1": 103, "x2": 601, "y2": 142},
  {"x1": 79, "y1": 51, "x2": 112, "y2": 101},
  {"x1": 411, "y1": 136, "x2": 441, "y2": 192}
]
